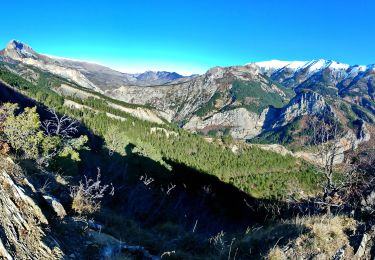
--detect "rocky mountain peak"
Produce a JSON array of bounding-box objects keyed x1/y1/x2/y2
[
  {"x1": 135, "y1": 70, "x2": 183, "y2": 82},
  {"x1": 4, "y1": 40, "x2": 38, "y2": 60}
]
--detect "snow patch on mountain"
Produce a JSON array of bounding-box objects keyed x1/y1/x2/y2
[
  {"x1": 253, "y1": 60, "x2": 293, "y2": 70},
  {"x1": 254, "y1": 59, "x2": 351, "y2": 73}
]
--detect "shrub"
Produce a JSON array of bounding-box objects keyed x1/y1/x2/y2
[
  {"x1": 3, "y1": 106, "x2": 44, "y2": 159},
  {"x1": 70, "y1": 171, "x2": 114, "y2": 215}
]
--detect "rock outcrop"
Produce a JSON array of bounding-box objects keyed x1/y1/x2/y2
[
  {"x1": 184, "y1": 91, "x2": 333, "y2": 139},
  {"x1": 0, "y1": 159, "x2": 63, "y2": 259},
  {"x1": 184, "y1": 107, "x2": 268, "y2": 139}
]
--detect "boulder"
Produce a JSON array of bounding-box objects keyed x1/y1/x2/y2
[{"x1": 43, "y1": 194, "x2": 67, "y2": 219}]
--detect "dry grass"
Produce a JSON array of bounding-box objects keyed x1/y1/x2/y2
[
  {"x1": 266, "y1": 214, "x2": 356, "y2": 259},
  {"x1": 268, "y1": 246, "x2": 287, "y2": 260},
  {"x1": 0, "y1": 141, "x2": 10, "y2": 155},
  {"x1": 71, "y1": 189, "x2": 100, "y2": 215}
]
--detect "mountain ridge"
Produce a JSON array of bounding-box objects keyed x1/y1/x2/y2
[
  {"x1": 1, "y1": 40, "x2": 374, "y2": 152},
  {"x1": 253, "y1": 59, "x2": 375, "y2": 72},
  {"x1": 1, "y1": 40, "x2": 189, "y2": 90}
]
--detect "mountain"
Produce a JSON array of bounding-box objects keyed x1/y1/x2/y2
[
  {"x1": 0, "y1": 40, "x2": 188, "y2": 91},
  {"x1": 106, "y1": 65, "x2": 294, "y2": 123},
  {"x1": 255, "y1": 59, "x2": 375, "y2": 101},
  {"x1": 1, "y1": 40, "x2": 374, "y2": 153},
  {"x1": 135, "y1": 70, "x2": 184, "y2": 83}
]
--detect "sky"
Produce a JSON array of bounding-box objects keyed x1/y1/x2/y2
[{"x1": 1, "y1": 0, "x2": 374, "y2": 75}]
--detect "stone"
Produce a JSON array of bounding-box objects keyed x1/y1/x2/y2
[{"x1": 43, "y1": 194, "x2": 67, "y2": 219}]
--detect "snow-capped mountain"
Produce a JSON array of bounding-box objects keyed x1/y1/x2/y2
[
  {"x1": 252, "y1": 59, "x2": 375, "y2": 101},
  {"x1": 253, "y1": 59, "x2": 375, "y2": 80},
  {"x1": 254, "y1": 60, "x2": 308, "y2": 73},
  {"x1": 255, "y1": 59, "x2": 351, "y2": 74}
]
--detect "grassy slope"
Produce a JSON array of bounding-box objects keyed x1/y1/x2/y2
[{"x1": 0, "y1": 64, "x2": 321, "y2": 199}]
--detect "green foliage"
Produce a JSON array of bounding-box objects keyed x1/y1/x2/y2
[
  {"x1": 250, "y1": 120, "x2": 301, "y2": 145},
  {"x1": 59, "y1": 135, "x2": 88, "y2": 161},
  {"x1": 133, "y1": 138, "x2": 171, "y2": 170},
  {"x1": 3, "y1": 106, "x2": 44, "y2": 159},
  {"x1": 194, "y1": 92, "x2": 222, "y2": 117},
  {"x1": 1, "y1": 100, "x2": 87, "y2": 167},
  {"x1": 351, "y1": 104, "x2": 373, "y2": 123},
  {"x1": 41, "y1": 135, "x2": 61, "y2": 157},
  {"x1": 0, "y1": 65, "x2": 64, "y2": 108},
  {"x1": 297, "y1": 84, "x2": 338, "y2": 97},
  {"x1": 104, "y1": 125, "x2": 130, "y2": 155},
  {"x1": 230, "y1": 79, "x2": 293, "y2": 113},
  {"x1": 194, "y1": 79, "x2": 294, "y2": 117}
]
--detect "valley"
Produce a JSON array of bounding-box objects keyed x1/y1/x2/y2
[{"x1": 0, "y1": 40, "x2": 374, "y2": 259}]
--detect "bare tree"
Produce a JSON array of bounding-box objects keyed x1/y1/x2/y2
[
  {"x1": 38, "y1": 108, "x2": 86, "y2": 168},
  {"x1": 309, "y1": 115, "x2": 346, "y2": 198},
  {"x1": 42, "y1": 108, "x2": 78, "y2": 138}
]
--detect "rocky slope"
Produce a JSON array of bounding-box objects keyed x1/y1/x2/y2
[
  {"x1": 184, "y1": 91, "x2": 330, "y2": 138},
  {"x1": 0, "y1": 155, "x2": 162, "y2": 259},
  {"x1": 0, "y1": 157, "x2": 64, "y2": 259},
  {"x1": 185, "y1": 90, "x2": 372, "y2": 164}
]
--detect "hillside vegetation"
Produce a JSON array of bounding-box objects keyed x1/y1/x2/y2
[{"x1": 0, "y1": 63, "x2": 321, "y2": 199}]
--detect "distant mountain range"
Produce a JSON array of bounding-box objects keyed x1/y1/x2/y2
[
  {"x1": 1, "y1": 40, "x2": 374, "y2": 158},
  {"x1": 0, "y1": 40, "x2": 191, "y2": 92}
]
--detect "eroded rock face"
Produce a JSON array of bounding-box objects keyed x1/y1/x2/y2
[
  {"x1": 184, "y1": 91, "x2": 332, "y2": 139},
  {"x1": 184, "y1": 108, "x2": 268, "y2": 139},
  {"x1": 43, "y1": 195, "x2": 67, "y2": 219},
  {"x1": 270, "y1": 91, "x2": 331, "y2": 128}
]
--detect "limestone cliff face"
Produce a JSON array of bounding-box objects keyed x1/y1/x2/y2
[
  {"x1": 268, "y1": 91, "x2": 332, "y2": 129},
  {"x1": 184, "y1": 91, "x2": 332, "y2": 139},
  {"x1": 184, "y1": 108, "x2": 268, "y2": 139}
]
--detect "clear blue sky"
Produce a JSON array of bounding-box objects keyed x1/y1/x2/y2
[{"x1": 1, "y1": 0, "x2": 374, "y2": 75}]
